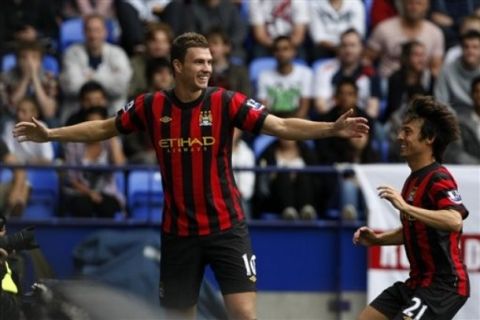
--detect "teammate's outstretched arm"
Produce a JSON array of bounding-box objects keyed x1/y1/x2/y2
[
  {"x1": 353, "y1": 226, "x2": 404, "y2": 246},
  {"x1": 261, "y1": 109, "x2": 369, "y2": 140},
  {"x1": 13, "y1": 117, "x2": 118, "y2": 143}
]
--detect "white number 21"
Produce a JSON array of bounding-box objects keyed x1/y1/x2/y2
[{"x1": 403, "y1": 297, "x2": 428, "y2": 320}]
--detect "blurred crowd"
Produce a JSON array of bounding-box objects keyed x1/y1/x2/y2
[{"x1": 1, "y1": 0, "x2": 479, "y2": 222}]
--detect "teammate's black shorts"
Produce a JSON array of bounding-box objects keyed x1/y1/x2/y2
[
  {"x1": 159, "y1": 221, "x2": 257, "y2": 309},
  {"x1": 370, "y1": 281, "x2": 468, "y2": 320}
]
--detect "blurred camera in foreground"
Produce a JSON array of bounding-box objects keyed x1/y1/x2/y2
[{"x1": 0, "y1": 226, "x2": 39, "y2": 253}]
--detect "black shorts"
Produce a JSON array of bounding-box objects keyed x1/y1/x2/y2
[
  {"x1": 370, "y1": 281, "x2": 468, "y2": 320},
  {"x1": 159, "y1": 221, "x2": 257, "y2": 309}
]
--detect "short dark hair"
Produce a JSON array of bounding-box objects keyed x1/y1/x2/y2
[
  {"x1": 400, "y1": 40, "x2": 424, "y2": 66},
  {"x1": 340, "y1": 28, "x2": 362, "y2": 43},
  {"x1": 460, "y1": 30, "x2": 480, "y2": 46},
  {"x1": 206, "y1": 27, "x2": 231, "y2": 46},
  {"x1": 335, "y1": 77, "x2": 358, "y2": 95},
  {"x1": 146, "y1": 57, "x2": 172, "y2": 82},
  {"x1": 79, "y1": 81, "x2": 107, "y2": 100},
  {"x1": 272, "y1": 35, "x2": 292, "y2": 48},
  {"x1": 403, "y1": 96, "x2": 460, "y2": 163},
  {"x1": 170, "y1": 32, "x2": 209, "y2": 66}
]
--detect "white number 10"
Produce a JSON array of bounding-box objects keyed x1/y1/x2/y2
[{"x1": 242, "y1": 254, "x2": 256, "y2": 276}]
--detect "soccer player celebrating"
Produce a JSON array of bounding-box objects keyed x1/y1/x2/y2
[
  {"x1": 14, "y1": 32, "x2": 369, "y2": 320},
  {"x1": 353, "y1": 96, "x2": 469, "y2": 320}
]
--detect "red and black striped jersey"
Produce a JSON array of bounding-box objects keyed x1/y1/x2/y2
[
  {"x1": 116, "y1": 87, "x2": 268, "y2": 236},
  {"x1": 400, "y1": 162, "x2": 469, "y2": 297}
]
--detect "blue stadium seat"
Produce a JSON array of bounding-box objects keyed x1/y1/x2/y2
[
  {"x1": 253, "y1": 134, "x2": 277, "y2": 159},
  {"x1": 1, "y1": 54, "x2": 60, "y2": 75},
  {"x1": 128, "y1": 170, "x2": 163, "y2": 221},
  {"x1": 311, "y1": 58, "x2": 335, "y2": 73},
  {"x1": 60, "y1": 18, "x2": 118, "y2": 52},
  {"x1": 24, "y1": 169, "x2": 59, "y2": 219}
]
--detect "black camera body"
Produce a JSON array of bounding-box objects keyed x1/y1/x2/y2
[{"x1": 0, "y1": 226, "x2": 39, "y2": 253}]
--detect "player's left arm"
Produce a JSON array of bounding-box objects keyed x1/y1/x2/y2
[
  {"x1": 378, "y1": 185, "x2": 463, "y2": 232},
  {"x1": 261, "y1": 109, "x2": 369, "y2": 140}
]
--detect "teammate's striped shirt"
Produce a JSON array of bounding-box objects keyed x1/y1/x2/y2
[
  {"x1": 116, "y1": 87, "x2": 268, "y2": 236},
  {"x1": 400, "y1": 162, "x2": 469, "y2": 297}
]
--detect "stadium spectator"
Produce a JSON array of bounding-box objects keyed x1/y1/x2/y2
[
  {"x1": 257, "y1": 36, "x2": 312, "y2": 118},
  {"x1": 65, "y1": 81, "x2": 109, "y2": 127},
  {"x1": 430, "y1": 0, "x2": 480, "y2": 49},
  {"x1": 315, "y1": 79, "x2": 378, "y2": 220},
  {"x1": 128, "y1": 23, "x2": 173, "y2": 98},
  {"x1": 207, "y1": 28, "x2": 251, "y2": 96},
  {"x1": 435, "y1": 30, "x2": 480, "y2": 116},
  {"x1": 2, "y1": 41, "x2": 58, "y2": 126},
  {"x1": 13, "y1": 32, "x2": 369, "y2": 319},
  {"x1": 0, "y1": 139, "x2": 28, "y2": 217},
  {"x1": 0, "y1": 0, "x2": 58, "y2": 55},
  {"x1": 308, "y1": 0, "x2": 366, "y2": 59},
  {"x1": 62, "y1": 107, "x2": 125, "y2": 218},
  {"x1": 146, "y1": 57, "x2": 174, "y2": 92},
  {"x1": 162, "y1": 0, "x2": 247, "y2": 62},
  {"x1": 444, "y1": 76, "x2": 480, "y2": 164},
  {"x1": 60, "y1": 14, "x2": 132, "y2": 122},
  {"x1": 313, "y1": 28, "x2": 381, "y2": 118},
  {"x1": 123, "y1": 58, "x2": 172, "y2": 165},
  {"x1": 254, "y1": 138, "x2": 319, "y2": 220},
  {"x1": 68, "y1": 0, "x2": 115, "y2": 17},
  {"x1": 444, "y1": 15, "x2": 480, "y2": 64},
  {"x1": 365, "y1": 0, "x2": 444, "y2": 79},
  {"x1": 232, "y1": 128, "x2": 255, "y2": 219},
  {"x1": 248, "y1": 0, "x2": 309, "y2": 58},
  {"x1": 2, "y1": 97, "x2": 54, "y2": 165},
  {"x1": 114, "y1": 0, "x2": 172, "y2": 55},
  {"x1": 385, "y1": 40, "x2": 434, "y2": 123},
  {"x1": 353, "y1": 96, "x2": 469, "y2": 320}
]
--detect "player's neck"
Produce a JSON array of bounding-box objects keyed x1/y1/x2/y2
[
  {"x1": 407, "y1": 154, "x2": 435, "y2": 172},
  {"x1": 173, "y1": 85, "x2": 203, "y2": 103}
]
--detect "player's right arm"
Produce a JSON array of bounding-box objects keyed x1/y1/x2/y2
[
  {"x1": 353, "y1": 226, "x2": 403, "y2": 246},
  {"x1": 13, "y1": 117, "x2": 118, "y2": 143}
]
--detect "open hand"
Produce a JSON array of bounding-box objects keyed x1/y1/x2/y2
[
  {"x1": 13, "y1": 117, "x2": 50, "y2": 143},
  {"x1": 377, "y1": 185, "x2": 409, "y2": 212},
  {"x1": 333, "y1": 109, "x2": 369, "y2": 138}
]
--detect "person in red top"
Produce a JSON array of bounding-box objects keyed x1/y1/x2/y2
[
  {"x1": 13, "y1": 32, "x2": 369, "y2": 320},
  {"x1": 353, "y1": 96, "x2": 469, "y2": 320}
]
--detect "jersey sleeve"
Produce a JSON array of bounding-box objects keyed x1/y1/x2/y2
[
  {"x1": 429, "y1": 171, "x2": 469, "y2": 219},
  {"x1": 115, "y1": 94, "x2": 148, "y2": 134},
  {"x1": 229, "y1": 91, "x2": 269, "y2": 134}
]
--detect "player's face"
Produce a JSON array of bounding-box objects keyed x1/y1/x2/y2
[
  {"x1": 177, "y1": 47, "x2": 212, "y2": 90},
  {"x1": 397, "y1": 118, "x2": 431, "y2": 159}
]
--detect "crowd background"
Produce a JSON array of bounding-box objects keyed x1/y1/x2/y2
[{"x1": 1, "y1": 0, "x2": 480, "y2": 222}]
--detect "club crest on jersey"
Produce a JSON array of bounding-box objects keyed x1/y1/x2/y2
[
  {"x1": 199, "y1": 110, "x2": 212, "y2": 126},
  {"x1": 245, "y1": 99, "x2": 265, "y2": 110},
  {"x1": 406, "y1": 187, "x2": 417, "y2": 203},
  {"x1": 160, "y1": 116, "x2": 172, "y2": 123},
  {"x1": 447, "y1": 190, "x2": 462, "y2": 204}
]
